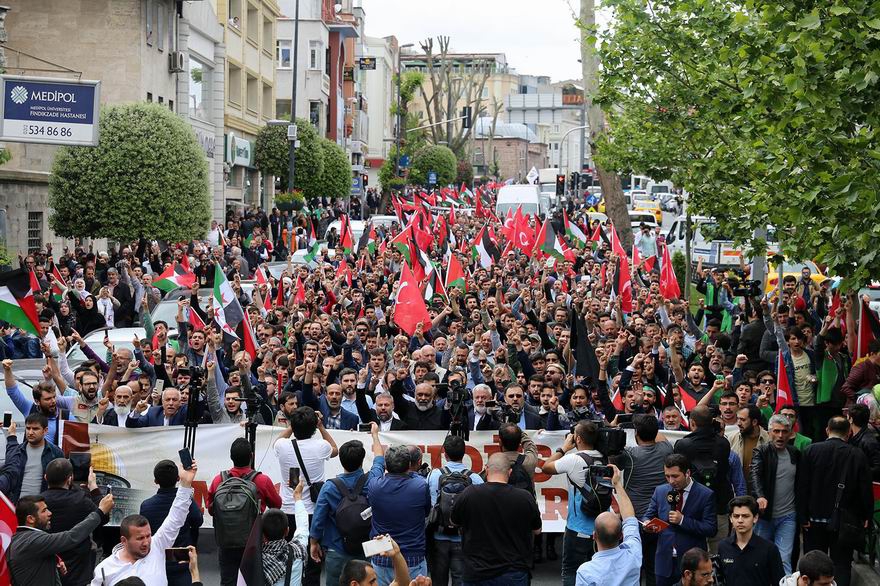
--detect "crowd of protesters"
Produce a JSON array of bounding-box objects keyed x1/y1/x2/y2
[{"x1": 0, "y1": 183, "x2": 875, "y2": 586}]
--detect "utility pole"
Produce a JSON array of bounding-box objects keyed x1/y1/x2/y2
[{"x1": 393, "y1": 43, "x2": 414, "y2": 179}]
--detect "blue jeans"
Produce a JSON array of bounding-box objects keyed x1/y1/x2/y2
[
  {"x1": 374, "y1": 558, "x2": 428, "y2": 586},
  {"x1": 562, "y1": 528, "x2": 594, "y2": 586},
  {"x1": 462, "y1": 570, "x2": 530, "y2": 586},
  {"x1": 755, "y1": 512, "x2": 796, "y2": 574},
  {"x1": 324, "y1": 549, "x2": 362, "y2": 586}
]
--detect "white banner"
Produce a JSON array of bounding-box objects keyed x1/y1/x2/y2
[{"x1": 80, "y1": 425, "x2": 687, "y2": 531}]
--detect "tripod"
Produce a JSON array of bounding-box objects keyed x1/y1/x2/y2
[{"x1": 182, "y1": 366, "x2": 206, "y2": 456}]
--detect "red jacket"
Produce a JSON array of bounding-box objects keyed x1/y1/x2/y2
[
  {"x1": 207, "y1": 465, "x2": 282, "y2": 513},
  {"x1": 841, "y1": 359, "x2": 880, "y2": 403}
]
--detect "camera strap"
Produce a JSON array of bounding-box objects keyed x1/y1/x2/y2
[{"x1": 291, "y1": 439, "x2": 313, "y2": 486}]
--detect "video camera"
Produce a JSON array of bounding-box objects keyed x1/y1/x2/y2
[
  {"x1": 570, "y1": 417, "x2": 627, "y2": 458},
  {"x1": 729, "y1": 277, "x2": 762, "y2": 298}
]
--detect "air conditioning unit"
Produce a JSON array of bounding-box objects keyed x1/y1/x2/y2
[{"x1": 169, "y1": 51, "x2": 186, "y2": 73}]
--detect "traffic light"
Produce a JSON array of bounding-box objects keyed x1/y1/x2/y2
[
  {"x1": 580, "y1": 173, "x2": 593, "y2": 189},
  {"x1": 361, "y1": 173, "x2": 368, "y2": 187},
  {"x1": 569, "y1": 172, "x2": 580, "y2": 192},
  {"x1": 555, "y1": 174, "x2": 566, "y2": 196},
  {"x1": 461, "y1": 106, "x2": 472, "y2": 129}
]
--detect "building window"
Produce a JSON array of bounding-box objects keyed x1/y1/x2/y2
[
  {"x1": 189, "y1": 57, "x2": 212, "y2": 120},
  {"x1": 27, "y1": 212, "x2": 42, "y2": 253},
  {"x1": 228, "y1": 0, "x2": 241, "y2": 30},
  {"x1": 246, "y1": 73, "x2": 259, "y2": 113},
  {"x1": 309, "y1": 41, "x2": 322, "y2": 70},
  {"x1": 276, "y1": 99, "x2": 291, "y2": 119},
  {"x1": 325, "y1": 46, "x2": 331, "y2": 75},
  {"x1": 276, "y1": 40, "x2": 291, "y2": 69},
  {"x1": 262, "y1": 83, "x2": 273, "y2": 119},
  {"x1": 146, "y1": 0, "x2": 153, "y2": 45},
  {"x1": 246, "y1": 3, "x2": 259, "y2": 45},
  {"x1": 168, "y1": 100, "x2": 174, "y2": 112},
  {"x1": 157, "y1": 3, "x2": 165, "y2": 51},
  {"x1": 146, "y1": 92, "x2": 153, "y2": 102},
  {"x1": 228, "y1": 63, "x2": 242, "y2": 105},
  {"x1": 263, "y1": 17, "x2": 273, "y2": 54},
  {"x1": 168, "y1": 6, "x2": 175, "y2": 50},
  {"x1": 158, "y1": 96, "x2": 164, "y2": 104},
  {"x1": 309, "y1": 101, "x2": 320, "y2": 128}
]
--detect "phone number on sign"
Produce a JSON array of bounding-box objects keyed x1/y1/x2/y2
[{"x1": 20, "y1": 124, "x2": 73, "y2": 137}]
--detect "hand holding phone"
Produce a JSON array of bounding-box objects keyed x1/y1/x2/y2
[
  {"x1": 288, "y1": 467, "x2": 300, "y2": 488},
  {"x1": 3, "y1": 412, "x2": 11, "y2": 428},
  {"x1": 362, "y1": 535, "x2": 394, "y2": 557},
  {"x1": 178, "y1": 448, "x2": 193, "y2": 471}
]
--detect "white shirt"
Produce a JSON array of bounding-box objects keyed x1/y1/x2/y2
[
  {"x1": 91, "y1": 486, "x2": 194, "y2": 586},
  {"x1": 273, "y1": 436, "x2": 332, "y2": 514}
]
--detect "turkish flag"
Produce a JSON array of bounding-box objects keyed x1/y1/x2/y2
[
  {"x1": 393, "y1": 263, "x2": 431, "y2": 336},
  {"x1": 502, "y1": 208, "x2": 515, "y2": 240},
  {"x1": 659, "y1": 243, "x2": 681, "y2": 299},
  {"x1": 775, "y1": 351, "x2": 795, "y2": 412},
  {"x1": 292, "y1": 275, "x2": 305, "y2": 306},
  {"x1": 512, "y1": 208, "x2": 535, "y2": 256},
  {"x1": 0, "y1": 491, "x2": 14, "y2": 586}
]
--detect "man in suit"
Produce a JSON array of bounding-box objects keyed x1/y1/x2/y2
[
  {"x1": 501, "y1": 383, "x2": 543, "y2": 430},
  {"x1": 798, "y1": 416, "x2": 872, "y2": 586},
  {"x1": 467, "y1": 384, "x2": 497, "y2": 431},
  {"x1": 300, "y1": 362, "x2": 358, "y2": 431},
  {"x1": 644, "y1": 453, "x2": 717, "y2": 586},
  {"x1": 125, "y1": 387, "x2": 189, "y2": 427},
  {"x1": 355, "y1": 390, "x2": 406, "y2": 432}
]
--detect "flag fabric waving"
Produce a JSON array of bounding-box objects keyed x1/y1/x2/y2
[
  {"x1": 511, "y1": 208, "x2": 535, "y2": 256},
  {"x1": 49, "y1": 262, "x2": 65, "y2": 301},
  {"x1": 471, "y1": 227, "x2": 500, "y2": 269},
  {"x1": 242, "y1": 310, "x2": 259, "y2": 361},
  {"x1": 422, "y1": 267, "x2": 448, "y2": 305},
  {"x1": 563, "y1": 210, "x2": 588, "y2": 249},
  {"x1": 393, "y1": 263, "x2": 431, "y2": 336},
  {"x1": 535, "y1": 220, "x2": 574, "y2": 262},
  {"x1": 339, "y1": 215, "x2": 354, "y2": 254},
  {"x1": 446, "y1": 253, "x2": 466, "y2": 292},
  {"x1": 857, "y1": 299, "x2": 880, "y2": 360},
  {"x1": 659, "y1": 243, "x2": 681, "y2": 299},
  {"x1": 154, "y1": 263, "x2": 196, "y2": 293},
  {"x1": 212, "y1": 264, "x2": 244, "y2": 338},
  {"x1": 774, "y1": 350, "x2": 795, "y2": 413},
  {"x1": 609, "y1": 223, "x2": 633, "y2": 313},
  {"x1": 0, "y1": 269, "x2": 40, "y2": 336},
  {"x1": 0, "y1": 491, "x2": 15, "y2": 586}
]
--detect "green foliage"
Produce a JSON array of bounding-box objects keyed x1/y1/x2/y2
[
  {"x1": 455, "y1": 159, "x2": 474, "y2": 186},
  {"x1": 254, "y1": 118, "x2": 324, "y2": 196},
  {"x1": 317, "y1": 139, "x2": 352, "y2": 200},
  {"x1": 0, "y1": 148, "x2": 10, "y2": 167},
  {"x1": 597, "y1": 0, "x2": 880, "y2": 288},
  {"x1": 409, "y1": 145, "x2": 457, "y2": 186},
  {"x1": 672, "y1": 251, "x2": 687, "y2": 291},
  {"x1": 49, "y1": 103, "x2": 210, "y2": 241}
]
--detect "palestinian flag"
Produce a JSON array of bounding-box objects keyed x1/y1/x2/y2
[
  {"x1": 188, "y1": 307, "x2": 206, "y2": 331},
  {"x1": 28, "y1": 268, "x2": 41, "y2": 296},
  {"x1": 339, "y1": 215, "x2": 354, "y2": 254},
  {"x1": 50, "y1": 263, "x2": 65, "y2": 301},
  {"x1": 390, "y1": 226, "x2": 414, "y2": 264},
  {"x1": 423, "y1": 266, "x2": 448, "y2": 304},
  {"x1": 242, "y1": 310, "x2": 259, "y2": 361},
  {"x1": 563, "y1": 210, "x2": 588, "y2": 249},
  {"x1": 356, "y1": 222, "x2": 377, "y2": 255},
  {"x1": 535, "y1": 220, "x2": 573, "y2": 262},
  {"x1": 303, "y1": 239, "x2": 321, "y2": 263},
  {"x1": 212, "y1": 264, "x2": 243, "y2": 339},
  {"x1": 154, "y1": 263, "x2": 196, "y2": 293},
  {"x1": 308, "y1": 220, "x2": 317, "y2": 248},
  {"x1": 0, "y1": 269, "x2": 40, "y2": 336},
  {"x1": 446, "y1": 253, "x2": 466, "y2": 291},
  {"x1": 471, "y1": 227, "x2": 500, "y2": 269}
]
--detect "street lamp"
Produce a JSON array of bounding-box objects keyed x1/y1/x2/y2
[{"x1": 394, "y1": 43, "x2": 415, "y2": 180}]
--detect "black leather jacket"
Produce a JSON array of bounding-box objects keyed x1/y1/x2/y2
[{"x1": 749, "y1": 442, "x2": 800, "y2": 514}]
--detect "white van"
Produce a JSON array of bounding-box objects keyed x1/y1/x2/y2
[
  {"x1": 496, "y1": 184, "x2": 549, "y2": 218},
  {"x1": 325, "y1": 219, "x2": 366, "y2": 243},
  {"x1": 665, "y1": 215, "x2": 779, "y2": 267}
]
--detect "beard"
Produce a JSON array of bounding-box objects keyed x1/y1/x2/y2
[
  {"x1": 415, "y1": 401, "x2": 433, "y2": 412},
  {"x1": 377, "y1": 411, "x2": 392, "y2": 422},
  {"x1": 474, "y1": 404, "x2": 487, "y2": 415},
  {"x1": 114, "y1": 405, "x2": 131, "y2": 418}
]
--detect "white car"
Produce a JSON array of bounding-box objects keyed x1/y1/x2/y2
[{"x1": 325, "y1": 220, "x2": 366, "y2": 244}]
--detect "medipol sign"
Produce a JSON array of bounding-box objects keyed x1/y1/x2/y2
[{"x1": 0, "y1": 75, "x2": 101, "y2": 146}]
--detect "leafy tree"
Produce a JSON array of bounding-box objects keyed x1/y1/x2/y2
[
  {"x1": 455, "y1": 159, "x2": 474, "y2": 186},
  {"x1": 317, "y1": 138, "x2": 352, "y2": 200},
  {"x1": 409, "y1": 145, "x2": 457, "y2": 187},
  {"x1": 49, "y1": 103, "x2": 210, "y2": 242},
  {"x1": 254, "y1": 117, "x2": 324, "y2": 196},
  {"x1": 598, "y1": 0, "x2": 880, "y2": 286}
]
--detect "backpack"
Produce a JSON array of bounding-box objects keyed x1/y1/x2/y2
[
  {"x1": 428, "y1": 467, "x2": 474, "y2": 534},
  {"x1": 508, "y1": 454, "x2": 535, "y2": 496},
  {"x1": 690, "y1": 456, "x2": 718, "y2": 492},
  {"x1": 330, "y1": 475, "x2": 372, "y2": 556},
  {"x1": 573, "y1": 453, "x2": 612, "y2": 518},
  {"x1": 213, "y1": 470, "x2": 260, "y2": 548}
]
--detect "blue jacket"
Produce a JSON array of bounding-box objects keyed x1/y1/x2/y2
[
  {"x1": 5, "y1": 383, "x2": 74, "y2": 444},
  {"x1": 125, "y1": 405, "x2": 189, "y2": 428},
  {"x1": 140, "y1": 486, "x2": 204, "y2": 549},
  {"x1": 644, "y1": 481, "x2": 717, "y2": 579},
  {"x1": 309, "y1": 456, "x2": 386, "y2": 552},
  {"x1": 301, "y1": 383, "x2": 358, "y2": 430},
  {"x1": 11, "y1": 440, "x2": 64, "y2": 502},
  {"x1": 0, "y1": 434, "x2": 22, "y2": 500}
]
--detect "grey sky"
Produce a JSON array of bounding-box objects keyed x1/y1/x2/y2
[{"x1": 361, "y1": 0, "x2": 585, "y2": 83}]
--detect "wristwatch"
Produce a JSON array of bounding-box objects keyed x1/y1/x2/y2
[{"x1": 555, "y1": 448, "x2": 566, "y2": 455}]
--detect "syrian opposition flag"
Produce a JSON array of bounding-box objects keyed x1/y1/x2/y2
[
  {"x1": 0, "y1": 269, "x2": 40, "y2": 335},
  {"x1": 393, "y1": 263, "x2": 431, "y2": 336},
  {"x1": 857, "y1": 299, "x2": 880, "y2": 360},
  {"x1": 339, "y1": 215, "x2": 354, "y2": 254},
  {"x1": 446, "y1": 253, "x2": 466, "y2": 292},
  {"x1": 472, "y1": 227, "x2": 500, "y2": 269},
  {"x1": 212, "y1": 264, "x2": 243, "y2": 339},
  {"x1": 535, "y1": 220, "x2": 574, "y2": 262},
  {"x1": 659, "y1": 243, "x2": 681, "y2": 299},
  {"x1": 774, "y1": 350, "x2": 795, "y2": 412},
  {"x1": 154, "y1": 263, "x2": 196, "y2": 293},
  {"x1": 563, "y1": 210, "x2": 588, "y2": 249}
]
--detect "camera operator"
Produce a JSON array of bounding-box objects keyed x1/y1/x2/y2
[
  {"x1": 540, "y1": 421, "x2": 608, "y2": 586},
  {"x1": 493, "y1": 383, "x2": 542, "y2": 430}
]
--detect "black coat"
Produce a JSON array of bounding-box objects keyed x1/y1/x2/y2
[
  {"x1": 749, "y1": 442, "x2": 800, "y2": 513},
  {"x1": 850, "y1": 425, "x2": 880, "y2": 481},
  {"x1": 797, "y1": 437, "x2": 873, "y2": 525},
  {"x1": 673, "y1": 425, "x2": 733, "y2": 514},
  {"x1": 41, "y1": 485, "x2": 105, "y2": 586}
]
